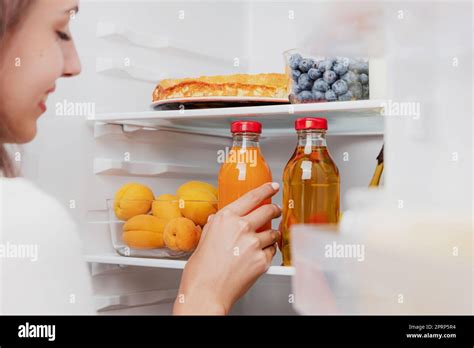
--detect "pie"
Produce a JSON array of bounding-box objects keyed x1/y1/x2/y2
[{"x1": 152, "y1": 73, "x2": 289, "y2": 102}]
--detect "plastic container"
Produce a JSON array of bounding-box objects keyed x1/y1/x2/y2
[
  {"x1": 291, "y1": 222, "x2": 472, "y2": 314},
  {"x1": 284, "y1": 49, "x2": 369, "y2": 103},
  {"x1": 107, "y1": 197, "x2": 216, "y2": 259}
]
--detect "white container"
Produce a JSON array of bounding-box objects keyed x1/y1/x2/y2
[{"x1": 291, "y1": 219, "x2": 472, "y2": 315}]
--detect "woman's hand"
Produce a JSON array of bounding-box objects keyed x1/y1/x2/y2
[{"x1": 173, "y1": 182, "x2": 281, "y2": 315}]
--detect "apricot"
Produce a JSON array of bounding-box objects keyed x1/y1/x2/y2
[
  {"x1": 114, "y1": 183, "x2": 154, "y2": 221},
  {"x1": 176, "y1": 181, "x2": 218, "y2": 199},
  {"x1": 178, "y1": 189, "x2": 217, "y2": 226},
  {"x1": 163, "y1": 217, "x2": 202, "y2": 252},
  {"x1": 152, "y1": 194, "x2": 182, "y2": 221},
  {"x1": 122, "y1": 214, "x2": 167, "y2": 249}
]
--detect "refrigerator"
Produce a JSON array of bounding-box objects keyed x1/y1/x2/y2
[{"x1": 15, "y1": 0, "x2": 472, "y2": 315}]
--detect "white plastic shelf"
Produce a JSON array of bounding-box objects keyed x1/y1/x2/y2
[
  {"x1": 93, "y1": 158, "x2": 215, "y2": 178},
  {"x1": 84, "y1": 253, "x2": 295, "y2": 276},
  {"x1": 91, "y1": 100, "x2": 385, "y2": 137},
  {"x1": 96, "y1": 21, "x2": 243, "y2": 65},
  {"x1": 96, "y1": 57, "x2": 165, "y2": 83}
]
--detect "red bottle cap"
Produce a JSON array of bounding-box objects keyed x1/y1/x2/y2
[
  {"x1": 231, "y1": 121, "x2": 262, "y2": 134},
  {"x1": 295, "y1": 117, "x2": 327, "y2": 130}
]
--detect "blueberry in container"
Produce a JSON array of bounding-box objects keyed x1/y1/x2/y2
[{"x1": 284, "y1": 49, "x2": 370, "y2": 103}]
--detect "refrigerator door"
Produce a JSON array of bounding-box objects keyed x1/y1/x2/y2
[{"x1": 292, "y1": 1, "x2": 473, "y2": 315}]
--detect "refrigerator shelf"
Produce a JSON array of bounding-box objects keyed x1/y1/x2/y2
[
  {"x1": 92, "y1": 100, "x2": 385, "y2": 137},
  {"x1": 84, "y1": 253, "x2": 295, "y2": 276},
  {"x1": 96, "y1": 57, "x2": 167, "y2": 83},
  {"x1": 93, "y1": 158, "x2": 215, "y2": 178},
  {"x1": 96, "y1": 21, "x2": 240, "y2": 65}
]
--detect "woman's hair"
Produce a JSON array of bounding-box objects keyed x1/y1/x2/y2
[{"x1": 0, "y1": 0, "x2": 35, "y2": 177}]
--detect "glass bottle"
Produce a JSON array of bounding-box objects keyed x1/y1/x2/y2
[
  {"x1": 218, "y1": 121, "x2": 273, "y2": 231},
  {"x1": 280, "y1": 117, "x2": 340, "y2": 265}
]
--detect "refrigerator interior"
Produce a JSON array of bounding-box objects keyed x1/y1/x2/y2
[{"x1": 16, "y1": 0, "x2": 471, "y2": 315}]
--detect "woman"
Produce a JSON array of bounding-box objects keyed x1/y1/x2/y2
[{"x1": 0, "y1": 0, "x2": 280, "y2": 315}]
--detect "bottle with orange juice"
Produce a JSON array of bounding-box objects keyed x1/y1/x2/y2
[
  {"x1": 218, "y1": 121, "x2": 272, "y2": 231},
  {"x1": 280, "y1": 117, "x2": 340, "y2": 266}
]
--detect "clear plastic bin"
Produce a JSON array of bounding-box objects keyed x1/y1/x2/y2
[
  {"x1": 284, "y1": 49, "x2": 369, "y2": 104},
  {"x1": 107, "y1": 197, "x2": 216, "y2": 259},
  {"x1": 291, "y1": 222, "x2": 471, "y2": 314}
]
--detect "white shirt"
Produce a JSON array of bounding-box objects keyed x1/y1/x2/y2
[{"x1": 0, "y1": 178, "x2": 94, "y2": 314}]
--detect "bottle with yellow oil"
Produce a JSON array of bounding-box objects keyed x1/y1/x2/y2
[
  {"x1": 369, "y1": 145, "x2": 384, "y2": 187},
  {"x1": 280, "y1": 117, "x2": 340, "y2": 266}
]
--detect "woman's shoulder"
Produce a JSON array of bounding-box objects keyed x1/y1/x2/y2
[
  {"x1": 0, "y1": 177, "x2": 79, "y2": 247},
  {"x1": 2, "y1": 176, "x2": 60, "y2": 202},
  {"x1": 1, "y1": 177, "x2": 74, "y2": 225},
  {"x1": 0, "y1": 177, "x2": 94, "y2": 314}
]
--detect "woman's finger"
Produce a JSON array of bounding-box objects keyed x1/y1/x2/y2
[
  {"x1": 255, "y1": 229, "x2": 280, "y2": 249},
  {"x1": 200, "y1": 214, "x2": 215, "y2": 240},
  {"x1": 263, "y1": 244, "x2": 277, "y2": 265},
  {"x1": 244, "y1": 204, "x2": 281, "y2": 231},
  {"x1": 221, "y1": 182, "x2": 279, "y2": 216}
]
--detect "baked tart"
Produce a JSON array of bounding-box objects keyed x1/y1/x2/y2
[{"x1": 152, "y1": 73, "x2": 289, "y2": 102}]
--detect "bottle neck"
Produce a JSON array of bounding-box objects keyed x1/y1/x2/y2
[
  {"x1": 232, "y1": 132, "x2": 261, "y2": 148},
  {"x1": 297, "y1": 130, "x2": 327, "y2": 147}
]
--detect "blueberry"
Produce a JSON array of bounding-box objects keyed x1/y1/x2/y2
[
  {"x1": 289, "y1": 53, "x2": 302, "y2": 70},
  {"x1": 362, "y1": 85, "x2": 370, "y2": 99},
  {"x1": 359, "y1": 73, "x2": 369, "y2": 85},
  {"x1": 298, "y1": 73, "x2": 314, "y2": 90},
  {"x1": 317, "y1": 59, "x2": 333, "y2": 73},
  {"x1": 312, "y1": 78, "x2": 330, "y2": 92},
  {"x1": 299, "y1": 58, "x2": 314, "y2": 73},
  {"x1": 291, "y1": 69, "x2": 301, "y2": 81},
  {"x1": 358, "y1": 61, "x2": 369, "y2": 74},
  {"x1": 298, "y1": 90, "x2": 313, "y2": 102},
  {"x1": 335, "y1": 56, "x2": 350, "y2": 65},
  {"x1": 323, "y1": 70, "x2": 337, "y2": 85},
  {"x1": 341, "y1": 71, "x2": 359, "y2": 86},
  {"x1": 308, "y1": 68, "x2": 321, "y2": 80},
  {"x1": 350, "y1": 60, "x2": 369, "y2": 74},
  {"x1": 292, "y1": 84, "x2": 302, "y2": 94},
  {"x1": 333, "y1": 62, "x2": 348, "y2": 76},
  {"x1": 312, "y1": 91, "x2": 326, "y2": 101},
  {"x1": 325, "y1": 89, "x2": 337, "y2": 102},
  {"x1": 348, "y1": 82, "x2": 362, "y2": 99},
  {"x1": 332, "y1": 79, "x2": 348, "y2": 96},
  {"x1": 338, "y1": 91, "x2": 354, "y2": 101},
  {"x1": 347, "y1": 58, "x2": 358, "y2": 71}
]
